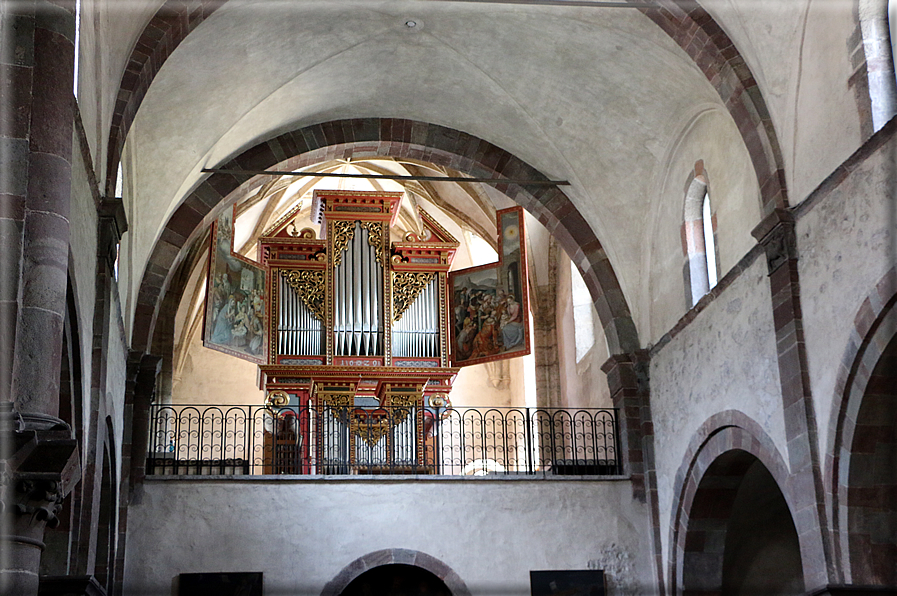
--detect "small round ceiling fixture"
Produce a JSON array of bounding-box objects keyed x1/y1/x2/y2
[{"x1": 401, "y1": 17, "x2": 423, "y2": 32}]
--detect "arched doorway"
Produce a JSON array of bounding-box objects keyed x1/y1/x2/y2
[
  {"x1": 340, "y1": 564, "x2": 451, "y2": 596},
  {"x1": 681, "y1": 450, "x2": 804, "y2": 596}
]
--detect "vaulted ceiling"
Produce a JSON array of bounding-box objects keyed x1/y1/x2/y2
[{"x1": 119, "y1": 0, "x2": 765, "y2": 348}]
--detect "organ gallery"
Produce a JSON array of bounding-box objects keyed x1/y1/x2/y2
[{"x1": 201, "y1": 189, "x2": 530, "y2": 473}]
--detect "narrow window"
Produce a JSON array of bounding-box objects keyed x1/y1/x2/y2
[
  {"x1": 702, "y1": 192, "x2": 718, "y2": 289},
  {"x1": 73, "y1": 0, "x2": 81, "y2": 99},
  {"x1": 682, "y1": 164, "x2": 717, "y2": 307},
  {"x1": 570, "y1": 260, "x2": 595, "y2": 363},
  {"x1": 114, "y1": 162, "x2": 123, "y2": 198}
]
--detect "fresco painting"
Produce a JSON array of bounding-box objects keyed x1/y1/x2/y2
[
  {"x1": 449, "y1": 207, "x2": 530, "y2": 367},
  {"x1": 203, "y1": 206, "x2": 267, "y2": 364}
]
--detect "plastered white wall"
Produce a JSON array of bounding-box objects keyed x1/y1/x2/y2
[
  {"x1": 69, "y1": 132, "x2": 98, "y2": 448},
  {"x1": 124, "y1": 478, "x2": 653, "y2": 596},
  {"x1": 642, "y1": 106, "x2": 761, "y2": 344},
  {"x1": 556, "y1": 251, "x2": 612, "y2": 409},
  {"x1": 75, "y1": 0, "x2": 164, "y2": 182},
  {"x1": 796, "y1": 133, "x2": 896, "y2": 469},
  {"x1": 649, "y1": 256, "x2": 785, "y2": 571},
  {"x1": 699, "y1": 0, "x2": 865, "y2": 202}
]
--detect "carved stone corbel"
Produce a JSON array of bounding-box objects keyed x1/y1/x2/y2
[{"x1": 751, "y1": 208, "x2": 797, "y2": 274}]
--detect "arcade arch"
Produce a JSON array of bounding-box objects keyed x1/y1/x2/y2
[
  {"x1": 829, "y1": 272, "x2": 897, "y2": 585},
  {"x1": 669, "y1": 415, "x2": 812, "y2": 595},
  {"x1": 340, "y1": 564, "x2": 451, "y2": 596},
  {"x1": 321, "y1": 549, "x2": 470, "y2": 596},
  {"x1": 162, "y1": 152, "x2": 612, "y2": 412},
  {"x1": 132, "y1": 119, "x2": 639, "y2": 374}
]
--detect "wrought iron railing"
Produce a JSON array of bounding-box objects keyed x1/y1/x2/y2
[{"x1": 146, "y1": 404, "x2": 620, "y2": 477}]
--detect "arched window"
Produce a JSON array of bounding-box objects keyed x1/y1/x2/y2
[
  {"x1": 570, "y1": 259, "x2": 595, "y2": 363},
  {"x1": 683, "y1": 163, "x2": 718, "y2": 307}
]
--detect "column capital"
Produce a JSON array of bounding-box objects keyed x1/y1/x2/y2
[{"x1": 1, "y1": 404, "x2": 80, "y2": 527}]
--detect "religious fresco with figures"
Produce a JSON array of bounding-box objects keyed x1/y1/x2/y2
[
  {"x1": 203, "y1": 206, "x2": 268, "y2": 364},
  {"x1": 449, "y1": 207, "x2": 530, "y2": 367}
]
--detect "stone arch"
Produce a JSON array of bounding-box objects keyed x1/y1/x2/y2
[
  {"x1": 827, "y1": 267, "x2": 897, "y2": 584},
  {"x1": 321, "y1": 549, "x2": 470, "y2": 596},
  {"x1": 669, "y1": 411, "x2": 806, "y2": 594},
  {"x1": 131, "y1": 119, "x2": 638, "y2": 360},
  {"x1": 106, "y1": 0, "x2": 787, "y2": 221}
]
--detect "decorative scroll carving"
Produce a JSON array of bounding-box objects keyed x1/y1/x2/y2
[
  {"x1": 360, "y1": 221, "x2": 386, "y2": 268},
  {"x1": 281, "y1": 270, "x2": 326, "y2": 321},
  {"x1": 265, "y1": 390, "x2": 290, "y2": 417},
  {"x1": 351, "y1": 415, "x2": 392, "y2": 446},
  {"x1": 331, "y1": 220, "x2": 356, "y2": 267},
  {"x1": 350, "y1": 393, "x2": 419, "y2": 447},
  {"x1": 324, "y1": 393, "x2": 352, "y2": 409},
  {"x1": 393, "y1": 272, "x2": 435, "y2": 321}
]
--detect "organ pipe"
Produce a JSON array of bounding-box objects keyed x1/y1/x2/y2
[
  {"x1": 334, "y1": 222, "x2": 384, "y2": 356},
  {"x1": 277, "y1": 274, "x2": 324, "y2": 356},
  {"x1": 391, "y1": 277, "x2": 439, "y2": 358}
]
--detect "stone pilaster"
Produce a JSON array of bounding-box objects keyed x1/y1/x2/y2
[
  {"x1": 601, "y1": 350, "x2": 664, "y2": 594},
  {"x1": 108, "y1": 352, "x2": 159, "y2": 596},
  {"x1": 533, "y1": 238, "x2": 561, "y2": 408},
  {"x1": 125, "y1": 354, "x2": 161, "y2": 496},
  {"x1": 601, "y1": 351, "x2": 650, "y2": 493},
  {"x1": 752, "y1": 208, "x2": 833, "y2": 590}
]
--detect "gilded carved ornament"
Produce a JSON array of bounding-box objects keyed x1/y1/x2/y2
[
  {"x1": 392, "y1": 271, "x2": 435, "y2": 321},
  {"x1": 331, "y1": 220, "x2": 356, "y2": 267},
  {"x1": 281, "y1": 269, "x2": 326, "y2": 321},
  {"x1": 360, "y1": 221, "x2": 386, "y2": 268}
]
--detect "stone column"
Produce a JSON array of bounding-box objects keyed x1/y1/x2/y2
[
  {"x1": 1, "y1": 2, "x2": 78, "y2": 594},
  {"x1": 11, "y1": 0, "x2": 75, "y2": 415}
]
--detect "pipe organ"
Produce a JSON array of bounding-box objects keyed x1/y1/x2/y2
[
  {"x1": 203, "y1": 188, "x2": 530, "y2": 474},
  {"x1": 258, "y1": 190, "x2": 460, "y2": 473}
]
